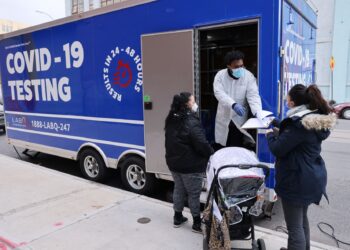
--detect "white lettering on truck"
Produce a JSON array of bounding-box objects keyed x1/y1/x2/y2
[
  {"x1": 8, "y1": 77, "x2": 71, "y2": 102},
  {"x1": 5, "y1": 41, "x2": 83, "y2": 102},
  {"x1": 284, "y1": 39, "x2": 312, "y2": 87}
]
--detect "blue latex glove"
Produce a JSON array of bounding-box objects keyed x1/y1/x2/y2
[{"x1": 232, "y1": 103, "x2": 246, "y2": 116}]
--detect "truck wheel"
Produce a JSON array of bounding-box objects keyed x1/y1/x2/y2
[
  {"x1": 120, "y1": 156, "x2": 156, "y2": 195},
  {"x1": 79, "y1": 149, "x2": 107, "y2": 181},
  {"x1": 342, "y1": 108, "x2": 350, "y2": 120}
]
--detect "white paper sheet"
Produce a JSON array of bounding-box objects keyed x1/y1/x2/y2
[
  {"x1": 256, "y1": 110, "x2": 273, "y2": 120},
  {"x1": 241, "y1": 110, "x2": 274, "y2": 129}
]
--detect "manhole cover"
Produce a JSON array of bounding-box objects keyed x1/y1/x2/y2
[{"x1": 137, "y1": 217, "x2": 151, "y2": 224}]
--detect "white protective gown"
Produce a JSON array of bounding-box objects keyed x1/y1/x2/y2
[{"x1": 213, "y1": 68, "x2": 262, "y2": 146}]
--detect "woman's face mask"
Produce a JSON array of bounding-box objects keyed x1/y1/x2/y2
[
  {"x1": 191, "y1": 102, "x2": 199, "y2": 112},
  {"x1": 187, "y1": 95, "x2": 198, "y2": 112}
]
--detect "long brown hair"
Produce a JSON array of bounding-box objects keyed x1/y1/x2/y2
[{"x1": 289, "y1": 84, "x2": 331, "y2": 115}]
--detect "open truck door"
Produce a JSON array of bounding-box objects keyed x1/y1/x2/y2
[{"x1": 142, "y1": 30, "x2": 195, "y2": 178}]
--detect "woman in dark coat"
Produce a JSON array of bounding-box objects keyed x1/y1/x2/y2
[
  {"x1": 267, "y1": 84, "x2": 337, "y2": 250},
  {"x1": 165, "y1": 92, "x2": 214, "y2": 233}
]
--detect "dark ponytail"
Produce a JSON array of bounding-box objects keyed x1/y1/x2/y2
[
  {"x1": 305, "y1": 85, "x2": 331, "y2": 115},
  {"x1": 289, "y1": 84, "x2": 308, "y2": 106},
  {"x1": 288, "y1": 84, "x2": 331, "y2": 115},
  {"x1": 165, "y1": 92, "x2": 192, "y2": 129}
]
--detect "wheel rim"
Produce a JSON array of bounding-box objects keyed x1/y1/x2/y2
[
  {"x1": 84, "y1": 156, "x2": 99, "y2": 178},
  {"x1": 126, "y1": 164, "x2": 146, "y2": 190},
  {"x1": 343, "y1": 109, "x2": 350, "y2": 119}
]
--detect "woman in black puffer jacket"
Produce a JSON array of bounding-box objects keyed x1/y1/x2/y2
[
  {"x1": 267, "y1": 84, "x2": 336, "y2": 250},
  {"x1": 165, "y1": 92, "x2": 214, "y2": 233}
]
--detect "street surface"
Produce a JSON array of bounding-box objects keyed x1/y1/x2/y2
[
  {"x1": 0, "y1": 119, "x2": 349, "y2": 249},
  {"x1": 0, "y1": 154, "x2": 338, "y2": 250}
]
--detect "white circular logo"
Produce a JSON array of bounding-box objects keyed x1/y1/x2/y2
[{"x1": 102, "y1": 46, "x2": 143, "y2": 102}]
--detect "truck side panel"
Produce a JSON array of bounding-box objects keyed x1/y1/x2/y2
[{"x1": 0, "y1": 0, "x2": 302, "y2": 174}]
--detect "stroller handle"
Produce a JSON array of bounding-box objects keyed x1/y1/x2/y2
[{"x1": 214, "y1": 164, "x2": 270, "y2": 178}]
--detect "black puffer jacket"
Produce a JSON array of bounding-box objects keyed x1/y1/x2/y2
[
  {"x1": 165, "y1": 112, "x2": 214, "y2": 174},
  {"x1": 267, "y1": 106, "x2": 337, "y2": 206}
]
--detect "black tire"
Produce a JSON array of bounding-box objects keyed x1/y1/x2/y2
[
  {"x1": 257, "y1": 239, "x2": 266, "y2": 250},
  {"x1": 341, "y1": 108, "x2": 350, "y2": 120},
  {"x1": 79, "y1": 148, "x2": 107, "y2": 182},
  {"x1": 120, "y1": 156, "x2": 157, "y2": 195}
]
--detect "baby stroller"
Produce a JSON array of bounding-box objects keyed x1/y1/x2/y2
[{"x1": 203, "y1": 147, "x2": 269, "y2": 250}]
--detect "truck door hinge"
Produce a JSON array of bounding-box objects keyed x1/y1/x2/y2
[{"x1": 279, "y1": 46, "x2": 285, "y2": 57}]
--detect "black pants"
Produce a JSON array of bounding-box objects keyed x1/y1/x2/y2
[
  {"x1": 282, "y1": 199, "x2": 310, "y2": 250},
  {"x1": 226, "y1": 121, "x2": 256, "y2": 151},
  {"x1": 226, "y1": 121, "x2": 244, "y2": 147}
]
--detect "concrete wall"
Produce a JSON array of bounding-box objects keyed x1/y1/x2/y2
[
  {"x1": 65, "y1": 0, "x2": 72, "y2": 16},
  {"x1": 313, "y1": 0, "x2": 350, "y2": 102},
  {"x1": 313, "y1": 0, "x2": 335, "y2": 100},
  {"x1": 332, "y1": 0, "x2": 350, "y2": 102}
]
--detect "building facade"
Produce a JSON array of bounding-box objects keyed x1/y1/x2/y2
[
  {"x1": 65, "y1": 0, "x2": 129, "y2": 15},
  {"x1": 0, "y1": 19, "x2": 28, "y2": 35},
  {"x1": 314, "y1": 0, "x2": 350, "y2": 102}
]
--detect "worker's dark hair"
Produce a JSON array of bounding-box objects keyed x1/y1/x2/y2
[
  {"x1": 165, "y1": 92, "x2": 192, "y2": 129},
  {"x1": 289, "y1": 84, "x2": 331, "y2": 115},
  {"x1": 225, "y1": 50, "x2": 245, "y2": 66}
]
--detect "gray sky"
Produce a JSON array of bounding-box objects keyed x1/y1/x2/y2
[{"x1": 0, "y1": 0, "x2": 66, "y2": 26}]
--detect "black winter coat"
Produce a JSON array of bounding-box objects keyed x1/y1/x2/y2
[
  {"x1": 267, "y1": 108, "x2": 336, "y2": 206},
  {"x1": 165, "y1": 112, "x2": 214, "y2": 174}
]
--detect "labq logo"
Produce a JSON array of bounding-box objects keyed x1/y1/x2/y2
[{"x1": 113, "y1": 60, "x2": 133, "y2": 88}]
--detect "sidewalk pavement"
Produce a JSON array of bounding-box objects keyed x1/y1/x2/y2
[{"x1": 0, "y1": 154, "x2": 341, "y2": 250}]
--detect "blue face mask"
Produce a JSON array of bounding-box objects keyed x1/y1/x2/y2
[{"x1": 231, "y1": 68, "x2": 245, "y2": 79}]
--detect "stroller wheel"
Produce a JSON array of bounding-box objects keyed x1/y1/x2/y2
[{"x1": 257, "y1": 239, "x2": 266, "y2": 250}]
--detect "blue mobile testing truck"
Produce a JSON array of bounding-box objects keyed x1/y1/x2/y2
[{"x1": 0, "y1": 0, "x2": 317, "y2": 201}]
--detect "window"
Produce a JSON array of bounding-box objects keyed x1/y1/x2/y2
[
  {"x1": 78, "y1": 0, "x2": 84, "y2": 13},
  {"x1": 89, "y1": 0, "x2": 95, "y2": 10},
  {"x1": 1, "y1": 24, "x2": 12, "y2": 33},
  {"x1": 72, "y1": 0, "x2": 79, "y2": 14},
  {"x1": 101, "y1": 0, "x2": 127, "y2": 7},
  {"x1": 71, "y1": 0, "x2": 84, "y2": 14}
]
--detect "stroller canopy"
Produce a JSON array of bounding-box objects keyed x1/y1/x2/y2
[
  {"x1": 205, "y1": 147, "x2": 266, "y2": 223},
  {"x1": 206, "y1": 147, "x2": 264, "y2": 190}
]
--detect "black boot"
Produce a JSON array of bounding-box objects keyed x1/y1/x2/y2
[
  {"x1": 173, "y1": 211, "x2": 188, "y2": 228},
  {"x1": 192, "y1": 216, "x2": 202, "y2": 234}
]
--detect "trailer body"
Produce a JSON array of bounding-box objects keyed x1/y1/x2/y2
[{"x1": 0, "y1": 0, "x2": 317, "y2": 196}]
